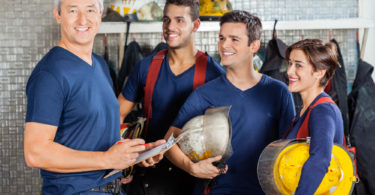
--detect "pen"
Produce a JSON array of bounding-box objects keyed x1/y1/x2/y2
[{"x1": 116, "y1": 140, "x2": 150, "y2": 147}]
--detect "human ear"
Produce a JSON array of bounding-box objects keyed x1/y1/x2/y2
[
  {"x1": 250, "y1": 40, "x2": 261, "y2": 53},
  {"x1": 52, "y1": 7, "x2": 62, "y2": 24},
  {"x1": 192, "y1": 18, "x2": 201, "y2": 32},
  {"x1": 315, "y1": 68, "x2": 327, "y2": 81}
]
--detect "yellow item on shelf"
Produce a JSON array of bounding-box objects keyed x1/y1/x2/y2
[
  {"x1": 199, "y1": 0, "x2": 232, "y2": 18},
  {"x1": 110, "y1": 0, "x2": 138, "y2": 16},
  {"x1": 110, "y1": 0, "x2": 163, "y2": 21},
  {"x1": 258, "y1": 139, "x2": 356, "y2": 195}
]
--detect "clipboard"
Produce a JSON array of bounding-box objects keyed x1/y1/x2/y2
[{"x1": 103, "y1": 134, "x2": 178, "y2": 178}]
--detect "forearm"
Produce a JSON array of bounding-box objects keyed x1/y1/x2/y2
[
  {"x1": 164, "y1": 126, "x2": 224, "y2": 179},
  {"x1": 296, "y1": 106, "x2": 337, "y2": 194},
  {"x1": 296, "y1": 138, "x2": 332, "y2": 194},
  {"x1": 295, "y1": 158, "x2": 328, "y2": 195},
  {"x1": 25, "y1": 138, "x2": 110, "y2": 173},
  {"x1": 166, "y1": 143, "x2": 224, "y2": 179},
  {"x1": 165, "y1": 145, "x2": 194, "y2": 174},
  {"x1": 24, "y1": 120, "x2": 147, "y2": 173},
  {"x1": 164, "y1": 126, "x2": 192, "y2": 173},
  {"x1": 164, "y1": 126, "x2": 193, "y2": 174},
  {"x1": 24, "y1": 122, "x2": 116, "y2": 173},
  {"x1": 295, "y1": 136, "x2": 332, "y2": 195}
]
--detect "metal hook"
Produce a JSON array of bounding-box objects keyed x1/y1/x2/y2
[
  {"x1": 272, "y1": 19, "x2": 278, "y2": 39},
  {"x1": 301, "y1": 30, "x2": 305, "y2": 40},
  {"x1": 329, "y1": 29, "x2": 332, "y2": 41}
]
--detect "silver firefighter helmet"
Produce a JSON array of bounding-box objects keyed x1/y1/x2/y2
[{"x1": 177, "y1": 106, "x2": 233, "y2": 163}]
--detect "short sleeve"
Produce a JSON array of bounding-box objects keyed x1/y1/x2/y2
[
  {"x1": 26, "y1": 71, "x2": 64, "y2": 126},
  {"x1": 121, "y1": 61, "x2": 144, "y2": 103}
]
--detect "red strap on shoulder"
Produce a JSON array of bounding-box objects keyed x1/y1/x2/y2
[
  {"x1": 193, "y1": 50, "x2": 208, "y2": 89},
  {"x1": 144, "y1": 49, "x2": 167, "y2": 119},
  {"x1": 343, "y1": 138, "x2": 358, "y2": 177},
  {"x1": 144, "y1": 50, "x2": 208, "y2": 119},
  {"x1": 143, "y1": 50, "x2": 208, "y2": 136},
  {"x1": 295, "y1": 96, "x2": 358, "y2": 178},
  {"x1": 296, "y1": 97, "x2": 335, "y2": 138},
  {"x1": 324, "y1": 79, "x2": 332, "y2": 93}
]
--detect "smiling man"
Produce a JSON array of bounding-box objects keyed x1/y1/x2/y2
[
  {"x1": 164, "y1": 11, "x2": 296, "y2": 194},
  {"x1": 117, "y1": 0, "x2": 225, "y2": 194},
  {"x1": 23, "y1": 0, "x2": 166, "y2": 194}
]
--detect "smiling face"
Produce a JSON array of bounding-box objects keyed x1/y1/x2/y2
[
  {"x1": 287, "y1": 49, "x2": 324, "y2": 93},
  {"x1": 218, "y1": 22, "x2": 254, "y2": 68},
  {"x1": 162, "y1": 4, "x2": 199, "y2": 49},
  {"x1": 53, "y1": 0, "x2": 102, "y2": 47}
]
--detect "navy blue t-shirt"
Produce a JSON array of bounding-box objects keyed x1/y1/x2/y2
[
  {"x1": 172, "y1": 74, "x2": 296, "y2": 195},
  {"x1": 121, "y1": 51, "x2": 225, "y2": 142},
  {"x1": 26, "y1": 47, "x2": 121, "y2": 194},
  {"x1": 285, "y1": 92, "x2": 344, "y2": 195}
]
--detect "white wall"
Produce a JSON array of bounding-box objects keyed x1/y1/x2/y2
[{"x1": 359, "y1": 0, "x2": 375, "y2": 79}]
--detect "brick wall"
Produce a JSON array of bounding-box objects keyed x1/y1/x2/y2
[{"x1": 0, "y1": 0, "x2": 59, "y2": 194}]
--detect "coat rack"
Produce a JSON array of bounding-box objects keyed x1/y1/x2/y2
[{"x1": 98, "y1": 18, "x2": 374, "y2": 65}]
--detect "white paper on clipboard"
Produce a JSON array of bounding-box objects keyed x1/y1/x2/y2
[
  {"x1": 135, "y1": 134, "x2": 177, "y2": 163},
  {"x1": 103, "y1": 134, "x2": 177, "y2": 178}
]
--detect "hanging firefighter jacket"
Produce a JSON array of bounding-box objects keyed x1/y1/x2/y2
[
  {"x1": 325, "y1": 39, "x2": 350, "y2": 140},
  {"x1": 348, "y1": 59, "x2": 375, "y2": 195},
  {"x1": 118, "y1": 41, "x2": 144, "y2": 96},
  {"x1": 259, "y1": 36, "x2": 288, "y2": 82},
  {"x1": 152, "y1": 42, "x2": 168, "y2": 53},
  {"x1": 102, "y1": 35, "x2": 119, "y2": 95},
  {"x1": 118, "y1": 42, "x2": 168, "y2": 123},
  {"x1": 259, "y1": 22, "x2": 302, "y2": 113}
]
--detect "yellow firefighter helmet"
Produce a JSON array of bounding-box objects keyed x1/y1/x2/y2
[
  {"x1": 199, "y1": 0, "x2": 232, "y2": 20},
  {"x1": 109, "y1": 0, "x2": 162, "y2": 21},
  {"x1": 258, "y1": 139, "x2": 356, "y2": 195}
]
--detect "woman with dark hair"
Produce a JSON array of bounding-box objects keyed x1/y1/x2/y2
[{"x1": 284, "y1": 39, "x2": 344, "y2": 194}]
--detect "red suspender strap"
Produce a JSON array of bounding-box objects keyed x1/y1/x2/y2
[
  {"x1": 296, "y1": 97, "x2": 335, "y2": 138},
  {"x1": 144, "y1": 50, "x2": 167, "y2": 120},
  {"x1": 295, "y1": 96, "x2": 358, "y2": 178},
  {"x1": 343, "y1": 138, "x2": 359, "y2": 177},
  {"x1": 324, "y1": 79, "x2": 332, "y2": 93},
  {"x1": 143, "y1": 50, "x2": 208, "y2": 135},
  {"x1": 193, "y1": 51, "x2": 208, "y2": 89}
]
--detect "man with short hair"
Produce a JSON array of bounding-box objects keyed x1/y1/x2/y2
[
  {"x1": 24, "y1": 0, "x2": 163, "y2": 194},
  {"x1": 165, "y1": 10, "x2": 296, "y2": 194},
  {"x1": 118, "y1": 0, "x2": 225, "y2": 194}
]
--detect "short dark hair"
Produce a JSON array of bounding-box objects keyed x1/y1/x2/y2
[
  {"x1": 165, "y1": 0, "x2": 200, "y2": 21},
  {"x1": 219, "y1": 10, "x2": 262, "y2": 46},
  {"x1": 285, "y1": 39, "x2": 338, "y2": 87}
]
